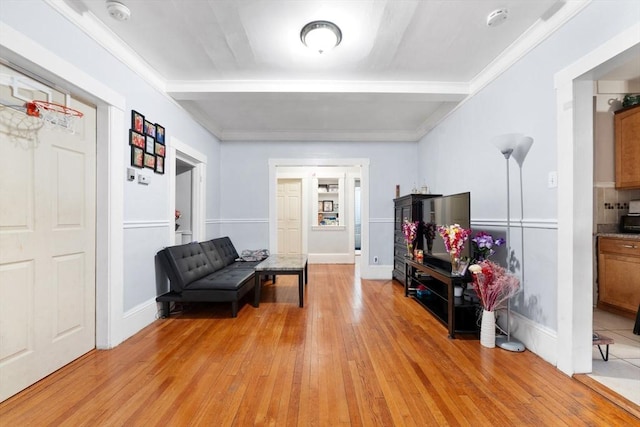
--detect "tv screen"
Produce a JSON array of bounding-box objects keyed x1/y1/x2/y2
[{"x1": 423, "y1": 192, "x2": 471, "y2": 264}]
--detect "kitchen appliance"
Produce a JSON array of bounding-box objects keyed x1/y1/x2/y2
[{"x1": 620, "y1": 199, "x2": 640, "y2": 233}]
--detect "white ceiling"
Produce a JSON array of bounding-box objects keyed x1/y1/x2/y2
[{"x1": 62, "y1": 0, "x2": 585, "y2": 142}]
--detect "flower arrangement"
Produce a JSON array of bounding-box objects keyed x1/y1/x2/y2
[
  {"x1": 402, "y1": 219, "x2": 419, "y2": 256},
  {"x1": 437, "y1": 224, "x2": 471, "y2": 258},
  {"x1": 175, "y1": 210, "x2": 181, "y2": 231},
  {"x1": 471, "y1": 231, "x2": 505, "y2": 261},
  {"x1": 468, "y1": 261, "x2": 519, "y2": 312}
]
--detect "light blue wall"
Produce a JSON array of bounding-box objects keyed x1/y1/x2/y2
[
  {"x1": 0, "y1": 1, "x2": 221, "y2": 311},
  {"x1": 219, "y1": 140, "x2": 417, "y2": 265},
  {"x1": 418, "y1": 0, "x2": 640, "y2": 330}
]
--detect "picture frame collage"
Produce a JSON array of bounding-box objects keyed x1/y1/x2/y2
[{"x1": 129, "y1": 110, "x2": 166, "y2": 174}]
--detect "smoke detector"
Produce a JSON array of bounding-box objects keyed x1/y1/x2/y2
[
  {"x1": 487, "y1": 8, "x2": 508, "y2": 27},
  {"x1": 106, "y1": 1, "x2": 131, "y2": 21}
]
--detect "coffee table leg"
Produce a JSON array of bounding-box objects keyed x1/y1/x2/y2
[
  {"x1": 254, "y1": 273, "x2": 261, "y2": 307},
  {"x1": 298, "y1": 271, "x2": 304, "y2": 307}
]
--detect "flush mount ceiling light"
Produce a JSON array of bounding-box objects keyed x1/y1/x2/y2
[
  {"x1": 486, "y1": 8, "x2": 508, "y2": 27},
  {"x1": 106, "y1": 0, "x2": 131, "y2": 22},
  {"x1": 300, "y1": 20, "x2": 342, "y2": 54}
]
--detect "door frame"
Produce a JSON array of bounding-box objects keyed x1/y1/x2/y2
[
  {"x1": 167, "y1": 137, "x2": 207, "y2": 245},
  {"x1": 554, "y1": 23, "x2": 640, "y2": 375},
  {"x1": 1, "y1": 23, "x2": 126, "y2": 348},
  {"x1": 268, "y1": 158, "x2": 371, "y2": 275}
]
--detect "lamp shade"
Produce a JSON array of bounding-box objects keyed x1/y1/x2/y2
[
  {"x1": 492, "y1": 133, "x2": 522, "y2": 158},
  {"x1": 513, "y1": 136, "x2": 534, "y2": 167}
]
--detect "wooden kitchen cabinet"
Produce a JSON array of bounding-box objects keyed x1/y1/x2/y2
[
  {"x1": 614, "y1": 104, "x2": 640, "y2": 189},
  {"x1": 597, "y1": 236, "x2": 640, "y2": 318}
]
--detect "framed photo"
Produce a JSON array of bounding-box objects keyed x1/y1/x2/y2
[
  {"x1": 131, "y1": 146, "x2": 144, "y2": 168},
  {"x1": 144, "y1": 120, "x2": 156, "y2": 138},
  {"x1": 155, "y1": 142, "x2": 165, "y2": 157},
  {"x1": 131, "y1": 110, "x2": 144, "y2": 133},
  {"x1": 143, "y1": 152, "x2": 156, "y2": 169},
  {"x1": 145, "y1": 135, "x2": 155, "y2": 154},
  {"x1": 318, "y1": 201, "x2": 323, "y2": 212},
  {"x1": 129, "y1": 130, "x2": 145, "y2": 149},
  {"x1": 156, "y1": 124, "x2": 165, "y2": 144},
  {"x1": 323, "y1": 200, "x2": 333, "y2": 212},
  {"x1": 155, "y1": 156, "x2": 164, "y2": 174}
]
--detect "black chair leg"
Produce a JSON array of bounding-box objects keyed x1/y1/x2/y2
[
  {"x1": 597, "y1": 344, "x2": 609, "y2": 361},
  {"x1": 633, "y1": 304, "x2": 640, "y2": 335}
]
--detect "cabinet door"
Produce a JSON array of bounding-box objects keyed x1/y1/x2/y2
[
  {"x1": 598, "y1": 237, "x2": 640, "y2": 316},
  {"x1": 615, "y1": 106, "x2": 640, "y2": 189}
]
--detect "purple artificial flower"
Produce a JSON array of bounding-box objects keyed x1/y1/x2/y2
[{"x1": 471, "y1": 231, "x2": 505, "y2": 261}]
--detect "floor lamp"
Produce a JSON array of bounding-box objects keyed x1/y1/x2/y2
[{"x1": 493, "y1": 134, "x2": 529, "y2": 353}]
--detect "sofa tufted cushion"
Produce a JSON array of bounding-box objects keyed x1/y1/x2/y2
[
  {"x1": 161, "y1": 242, "x2": 216, "y2": 292},
  {"x1": 199, "y1": 240, "x2": 226, "y2": 271},
  {"x1": 211, "y1": 237, "x2": 240, "y2": 266}
]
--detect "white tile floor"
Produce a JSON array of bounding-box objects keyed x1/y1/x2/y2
[{"x1": 591, "y1": 308, "x2": 640, "y2": 405}]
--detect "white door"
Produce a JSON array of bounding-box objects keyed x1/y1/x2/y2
[
  {"x1": 0, "y1": 65, "x2": 96, "y2": 401},
  {"x1": 277, "y1": 179, "x2": 302, "y2": 254}
]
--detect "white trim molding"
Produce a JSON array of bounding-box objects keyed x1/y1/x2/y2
[{"x1": 554, "y1": 22, "x2": 640, "y2": 376}]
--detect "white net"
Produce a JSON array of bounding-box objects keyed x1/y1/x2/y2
[
  {"x1": 0, "y1": 102, "x2": 44, "y2": 142},
  {"x1": 33, "y1": 101, "x2": 83, "y2": 134}
]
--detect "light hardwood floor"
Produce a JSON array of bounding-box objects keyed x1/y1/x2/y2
[{"x1": 1, "y1": 264, "x2": 638, "y2": 425}]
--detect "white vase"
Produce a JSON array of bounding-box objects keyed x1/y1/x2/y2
[
  {"x1": 454, "y1": 286, "x2": 463, "y2": 297},
  {"x1": 480, "y1": 310, "x2": 496, "y2": 348}
]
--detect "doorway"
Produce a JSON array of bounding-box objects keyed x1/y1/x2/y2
[
  {"x1": 277, "y1": 179, "x2": 302, "y2": 254},
  {"x1": 175, "y1": 159, "x2": 193, "y2": 244},
  {"x1": 555, "y1": 24, "x2": 639, "y2": 379},
  {"x1": 0, "y1": 65, "x2": 97, "y2": 401},
  {"x1": 168, "y1": 138, "x2": 206, "y2": 245},
  {"x1": 354, "y1": 179, "x2": 361, "y2": 254}
]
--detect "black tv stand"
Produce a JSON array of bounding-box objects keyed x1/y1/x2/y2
[{"x1": 404, "y1": 258, "x2": 480, "y2": 338}]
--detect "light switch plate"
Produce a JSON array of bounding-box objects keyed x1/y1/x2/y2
[{"x1": 127, "y1": 168, "x2": 135, "y2": 181}]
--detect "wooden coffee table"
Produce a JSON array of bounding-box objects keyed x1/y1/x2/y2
[{"x1": 254, "y1": 254, "x2": 308, "y2": 307}]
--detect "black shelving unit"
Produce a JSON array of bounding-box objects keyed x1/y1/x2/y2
[{"x1": 405, "y1": 258, "x2": 480, "y2": 338}]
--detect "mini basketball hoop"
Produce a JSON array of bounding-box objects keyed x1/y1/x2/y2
[
  {"x1": 0, "y1": 100, "x2": 44, "y2": 142},
  {"x1": 29, "y1": 100, "x2": 83, "y2": 134}
]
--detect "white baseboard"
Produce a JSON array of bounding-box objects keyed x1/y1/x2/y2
[
  {"x1": 120, "y1": 299, "x2": 159, "y2": 345},
  {"x1": 498, "y1": 310, "x2": 558, "y2": 365},
  {"x1": 308, "y1": 253, "x2": 352, "y2": 264}
]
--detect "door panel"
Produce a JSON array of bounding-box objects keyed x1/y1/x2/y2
[
  {"x1": 0, "y1": 65, "x2": 96, "y2": 401},
  {"x1": 277, "y1": 179, "x2": 302, "y2": 254}
]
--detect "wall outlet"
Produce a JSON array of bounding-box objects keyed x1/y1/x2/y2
[
  {"x1": 373, "y1": 256, "x2": 379, "y2": 264},
  {"x1": 138, "y1": 174, "x2": 149, "y2": 185}
]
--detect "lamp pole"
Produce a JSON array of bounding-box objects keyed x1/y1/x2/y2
[{"x1": 496, "y1": 148, "x2": 525, "y2": 352}]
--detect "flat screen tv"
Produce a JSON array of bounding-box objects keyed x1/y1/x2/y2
[{"x1": 422, "y1": 192, "x2": 471, "y2": 267}]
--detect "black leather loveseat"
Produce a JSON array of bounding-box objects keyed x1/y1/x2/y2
[{"x1": 156, "y1": 237, "x2": 265, "y2": 317}]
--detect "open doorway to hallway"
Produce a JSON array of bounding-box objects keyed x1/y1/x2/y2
[
  {"x1": 277, "y1": 178, "x2": 302, "y2": 255},
  {"x1": 175, "y1": 159, "x2": 193, "y2": 244},
  {"x1": 355, "y1": 179, "x2": 361, "y2": 255}
]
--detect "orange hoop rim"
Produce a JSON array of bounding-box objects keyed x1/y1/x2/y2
[{"x1": 30, "y1": 100, "x2": 84, "y2": 118}]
